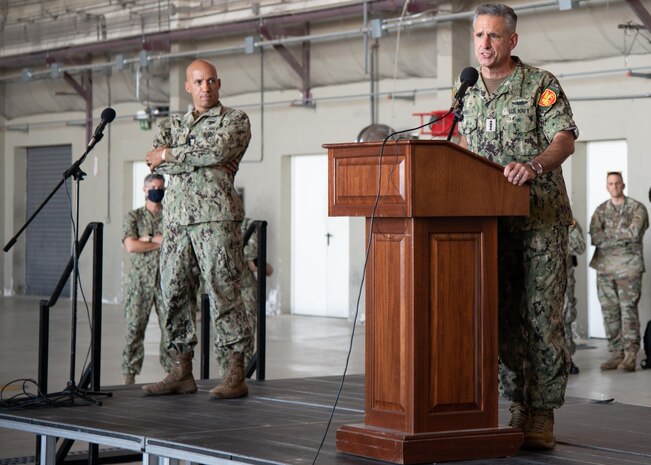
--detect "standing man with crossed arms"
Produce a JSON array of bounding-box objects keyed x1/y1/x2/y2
[
  {"x1": 590, "y1": 172, "x2": 648, "y2": 372},
  {"x1": 143, "y1": 58, "x2": 252, "y2": 399},
  {"x1": 121, "y1": 173, "x2": 171, "y2": 385}
]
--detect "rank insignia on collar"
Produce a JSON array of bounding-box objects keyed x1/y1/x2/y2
[{"x1": 538, "y1": 88, "x2": 557, "y2": 107}]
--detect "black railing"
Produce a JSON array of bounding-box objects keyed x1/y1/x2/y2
[
  {"x1": 37, "y1": 222, "x2": 104, "y2": 395},
  {"x1": 200, "y1": 220, "x2": 268, "y2": 381}
]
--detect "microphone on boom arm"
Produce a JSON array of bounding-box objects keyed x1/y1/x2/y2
[
  {"x1": 88, "y1": 107, "x2": 116, "y2": 147},
  {"x1": 446, "y1": 67, "x2": 479, "y2": 141},
  {"x1": 452, "y1": 67, "x2": 479, "y2": 109}
]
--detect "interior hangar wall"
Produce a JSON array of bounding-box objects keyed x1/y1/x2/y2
[{"x1": 3, "y1": 15, "x2": 651, "y2": 330}]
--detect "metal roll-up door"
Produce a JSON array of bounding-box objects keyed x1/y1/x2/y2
[{"x1": 25, "y1": 145, "x2": 72, "y2": 297}]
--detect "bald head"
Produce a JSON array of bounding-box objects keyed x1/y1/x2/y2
[{"x1": 185, "y1": 59, "x2": 221, "y2": 114}]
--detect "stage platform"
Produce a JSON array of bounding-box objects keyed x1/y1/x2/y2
[{"x1": 1, "y1": 374, "x2": 650, "y2": 465}]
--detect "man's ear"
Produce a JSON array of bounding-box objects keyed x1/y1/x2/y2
[
  {"x1": 510, "y1": 32, "x2": 518, "y2": 52},
  {"x1": 184, "y1": 81, "x2": 191, "y2": 94}
]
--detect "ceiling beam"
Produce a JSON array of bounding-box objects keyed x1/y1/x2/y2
[
  {"x1": 0, "y1": 0, "x2": 436, "y2": 70},
  {"x1": 625, "y1": 0, "x2": 651, "y2": 32},
  {"x1": 64, "y1": 71, "x2": 93, "y2": 143},
  {"x1": 260, "y1": 25, "x2": 313, "y2": 106}
]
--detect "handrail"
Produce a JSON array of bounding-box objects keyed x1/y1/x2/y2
[
  {"x1": 37, "y1": 222, "x2": 104, "y2": 395},
  {"x1": 200, "y1": 220, "x2": 268, "y2": 381}
]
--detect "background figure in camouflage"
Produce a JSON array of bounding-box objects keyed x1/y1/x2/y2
[
  {"x1": 457, "y1": 4, "x2": 578, "y2": 451},
  {"x1": 143, "y1": 58, "x2": 253, "y2": 399},
  {"x1": 121, "y1": 174, "x2": 171, "y2": 384},
  {"x1": 564, "y1": 218, "x2": 586, "y2": 374},
  {"x1": 238, "y1": 218, "x2": 273, "y2": 370},
  {"x1": 589, "y1": 172, "x2": 648, "y2": 372}
]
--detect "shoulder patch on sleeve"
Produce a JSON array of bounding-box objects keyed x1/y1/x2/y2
[{"x1": 538, "y1": 86, "x2": 558, "y2": 107}]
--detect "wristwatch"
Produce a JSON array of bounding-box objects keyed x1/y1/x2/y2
[{"x1": 527, "y1": 160, "x2": 543, "y2": 177}]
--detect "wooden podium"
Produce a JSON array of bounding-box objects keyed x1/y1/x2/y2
[{"x1": 325, "y1": 140, "x2": 529, "y2": 464}]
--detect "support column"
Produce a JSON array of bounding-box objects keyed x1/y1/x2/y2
[{"x1": 169, "y1": 44, "x2": 193, "y2": 113}]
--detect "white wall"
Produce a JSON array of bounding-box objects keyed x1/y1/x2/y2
[
  {"x1": 3, "y1": 17, "x2": 651, "y2": 330},
  {"x1": 555, "y1": 54, "x2": 651, "y2": 335}
]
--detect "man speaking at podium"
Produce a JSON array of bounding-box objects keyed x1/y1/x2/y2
[{"x1": 456, "y1": 4, "x2": 578, "y2": 450}]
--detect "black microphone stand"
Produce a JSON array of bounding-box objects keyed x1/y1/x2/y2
[
  {"x1": 446, "y1": 98, "x2": 465, "y2": 142},
  {"x1": 4, "y1": 131, "x2": 112, "y2": 406}
]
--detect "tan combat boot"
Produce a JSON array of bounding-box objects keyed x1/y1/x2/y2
[
  {"x1": 124, "y1": 374, "x2": 135, "y2": 385},
  {"x1": 617, "y1": 351, "x2": 637, "y2": 372},
  {"x1": 508, "y1": 401, "x2": 530, "y2": 431},
  {"x1": 600, "y1": 351, "x2": 624, "y2": 370},
  {"x1": 142, "y1": 352, "x2": 197, "y2": 396},
  {"x1": 524, "y1": 408, "x2": 555, "y2": 450},
  {"x1": 209, "y1": 352, "x2": 249, "y2": 399}
]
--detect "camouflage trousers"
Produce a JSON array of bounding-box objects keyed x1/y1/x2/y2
[
  {"x1": 160, "y1": 221, "x2": 253, "y2": 373},
  {"x1": 122, "y1": 282, "x2": 173, "y2": 376},
  {"x1": 563, "y1": 265, "x2": 577, "y2": 356},
  {"x1": 241, "y1": 279, "x2": 257, "y2": 366},
  {"x1": 498, "y1": 225, "x2": 569, "y2": 410},
  {"x1": 596, "y1": 272, "x2": 642, "y2": 354}
]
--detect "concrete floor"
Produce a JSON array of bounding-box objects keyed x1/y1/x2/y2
[{"x1": 1, "y1": 295, "x2": 650, "y2": 460}]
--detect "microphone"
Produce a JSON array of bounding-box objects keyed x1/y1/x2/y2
[
  {"x1": 453, "y1": 67, "x2": 479, "y2": 106},
  {"x1": 89, "y1": 107, "x2": 116, "y2": 146}
]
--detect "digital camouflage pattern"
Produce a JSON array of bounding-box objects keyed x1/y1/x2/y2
[
  {"x1": 589, "y1": 197, "x2": 648, "y2": 276},
  {"x1": 563, "y1": 219, "x2": 586, "y2": 355},
  {"x1": 160, "y1": 221, "x2": 252, "y2": 371},
  {"x1": 589, "y1": 197, "x2": 648, "y2": 354},
  {"x1": 596, "y1": 274, "x2": 642, "y2": 354},
  {"x1": 153, "y1": 102, "x2": 250, "y2": 224},
  {"x1": 241, "y1": 218, "x2": 259, "y2": 365},
  {"x1": 498, "y1": 225, "x2": 568, "y2": 409},
  {"x1": 121, "y1": 207, "x2": 173, "y2": 375},
  {"x1": 458, "y1": 57, "x2": 577, "y2": 232},
  {"x1": 459, "y1": 57, "x2": 577, "y2": 409},
  {"x1": 152, "y1": 102, "x2": 252, "y2": 370}
]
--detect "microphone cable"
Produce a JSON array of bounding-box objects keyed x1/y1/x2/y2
[{"x1": 311, "y1": 110, "x2": 453, "y2": 465}]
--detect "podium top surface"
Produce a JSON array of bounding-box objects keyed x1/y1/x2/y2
[{"x1": 325, "y1": 139, "x2": 530, "y2": 218}]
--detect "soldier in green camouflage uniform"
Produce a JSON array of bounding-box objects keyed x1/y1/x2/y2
[
  {"x1": 121, "y1": 174, "x2": 171, "y2": 384},
  {"x1": 457, "y1": 4, "x2": 578, "y2": 450},
  {"x1": 241, "y1": 218, "x2": 258, "y2": 366},
  {"x1": 142, "y1": 59, "x2": 253, "y2": 399},
  {"x1": 564, "y1": 218, "x2": 586, "y2": 374},
  {"x1": 239, "y1": 218, "x2": 273, "y2": 368},
  {"x1": 589, "y1": 172, "x2": 648, "y2": 372}
]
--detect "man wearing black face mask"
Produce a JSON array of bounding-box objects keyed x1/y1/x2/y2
[{"x1": 121, "y1": 173, "x2": 171, "y2": 384}]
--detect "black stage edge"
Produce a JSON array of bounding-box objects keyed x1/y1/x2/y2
[{"x1": 1, "y1": 375, "x2": 650, "y2": 465}]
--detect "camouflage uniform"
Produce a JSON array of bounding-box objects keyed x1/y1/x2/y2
[
  {"x1": 121, "y1": 207, "x2": 173, "y2": 376},
  {"x1": 564, "y1": 219, "x2": 586, "y2": 355},
  {"x1": 241, "y1": 218, "x2": 258, "y2": 365},
  {"x1": 458, "y1": 57, "x2": 577, "y2": 409},
  {"x1": 153, "y1": 102, "x2": 253, "y2": 370},
  {"x1": 589, "y1": 197, "x2": 648, "y2": 355}
]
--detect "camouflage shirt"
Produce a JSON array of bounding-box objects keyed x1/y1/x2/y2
[
  {"x1": 122, "y1": 206, "x2": 163, "y2": 288},
  {"x1": 153, "y1": 102, "x2": 251, "y2": 225},
  {"x1": 567, "y1": 218, "x2": 586, "y2": 268},
  {"x1": 589, "y1": 196, "x2": 648, "y2": 275},
  {"x1": 458, "y1": 57, "x2": 577, "y2": 231}
]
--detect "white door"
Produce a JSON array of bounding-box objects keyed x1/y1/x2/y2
[
  {"x1": 291, "y1": 154, "x2": 349, "y2": 317},
  {"x1": 586, "y1": 140, "x2": 628, "y2": 338}
]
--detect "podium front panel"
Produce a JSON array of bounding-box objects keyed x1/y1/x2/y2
[
  {"x1": 365, "y1": 217, "x2": 498, "y2": 434},
  {"x1": 329, "y1": 144, "x2": 409, "y2": 217}
]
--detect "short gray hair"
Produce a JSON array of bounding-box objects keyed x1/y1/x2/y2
[
  {"x1": 144, "y1": 173, "x2": 165, "y2": 186},
  {"x1": 474, "y1": 4, "x2": 518, "y2": 35}
]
